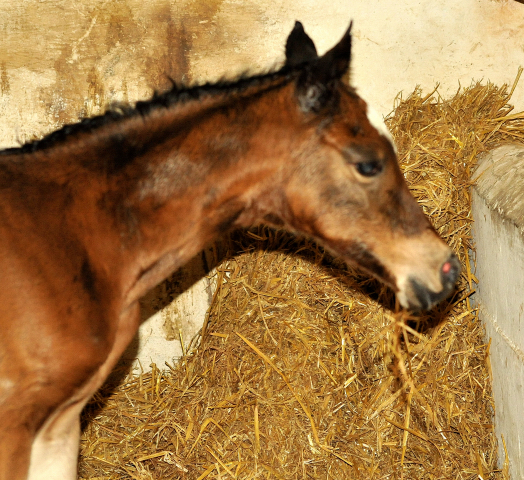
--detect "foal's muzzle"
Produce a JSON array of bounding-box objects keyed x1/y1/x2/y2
[{"x1": 408, "y1": 253, "x2": 461, "y2": 311}]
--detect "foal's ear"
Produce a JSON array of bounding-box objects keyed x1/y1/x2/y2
[
  {"x1": 285, "y1": 21, "x2": 318, "y2": 66},
  {"x1": 296, "y1": 22, "x2": 353, "y2": 113},
  {"x1": 315, "y1": 21, "x2": 353, "y2": 82}
]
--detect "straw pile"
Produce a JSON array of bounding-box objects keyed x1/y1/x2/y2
[{"x1": 79, "y1": 75, "x2": 524, "y2": 480}]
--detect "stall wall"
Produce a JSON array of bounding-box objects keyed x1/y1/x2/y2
[
  {"x1": 473, "y1": 144, "x2": 524, "y2": 479},
  {"x1": 1, "y1": 0, "x2": 523, "y2": 147}
]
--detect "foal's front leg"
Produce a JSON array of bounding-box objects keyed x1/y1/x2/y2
[
  {"x1": 27, "y1": 405, "x2": 83, "y2": 480},
  {"x1": 27, "y1": 304, "x2": 141, "y2": 480},
  {"x1": 0, "y1": 426, "x2": 33, "y2": 480}
]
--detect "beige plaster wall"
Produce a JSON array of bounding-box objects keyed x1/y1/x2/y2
[{"x1": 0, "y1": 0, "x2": 523, "y2": 150}]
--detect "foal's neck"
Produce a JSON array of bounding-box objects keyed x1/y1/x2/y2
[{"x1": 88, "y1": 78, "x2": 298, "y2": 304}]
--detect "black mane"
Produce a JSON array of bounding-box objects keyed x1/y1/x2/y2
[{"x1": 0, "y1": 64, "x2": 297, "y2": 156}]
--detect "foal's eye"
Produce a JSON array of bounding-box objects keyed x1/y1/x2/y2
[{"x1": 355, "y1": 160, "x2": 383, "y2": 177}]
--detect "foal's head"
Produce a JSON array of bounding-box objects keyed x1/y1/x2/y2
[{"x1": 266, "y1": 22, "x2": 459, "y2": 310}]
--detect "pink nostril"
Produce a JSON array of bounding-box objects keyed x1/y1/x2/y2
[{"x1": 441, "y1": 254, "x2": 460, "y2": 287}]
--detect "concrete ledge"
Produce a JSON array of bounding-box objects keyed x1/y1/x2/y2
[{"x1": 472, "y1": 144, "x2": 524, "y2": 478}]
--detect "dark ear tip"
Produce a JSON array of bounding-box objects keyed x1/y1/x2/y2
[
  {"x1": 338, "y1": 21, "x2": 353, "y2": 57},
  {"x1": 293, "y1": 21, "x2": 305, "y2": 31},
  {"x1": 343, "y1": 21, "x2": 353, "y2": 41},
  {"x1": 286, "y1": 21, "x2": 318, "y2": 66}
]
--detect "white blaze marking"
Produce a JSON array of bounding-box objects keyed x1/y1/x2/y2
[{"x1": 366, "y1": 104, "x2": 397, "y2": 152}]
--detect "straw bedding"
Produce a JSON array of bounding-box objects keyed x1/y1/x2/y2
[{"x1": 79, "y1": 75, "x2": 524, "y2": 479}]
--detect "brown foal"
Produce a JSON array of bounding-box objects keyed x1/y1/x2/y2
[{"x1": 0, "y1": 22, "x2": 459, "y2": 479}]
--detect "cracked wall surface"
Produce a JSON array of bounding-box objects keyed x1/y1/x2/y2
[{"x1": 0, "y1": 0, "x2": 523, "y2": 150}]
